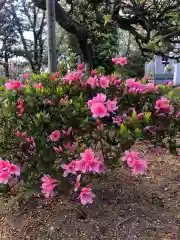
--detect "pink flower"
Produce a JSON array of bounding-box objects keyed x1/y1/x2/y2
[
  {"x1": 15, "y1": 130, "x2": 21, "y2": 137},
  {"x1": 62, "y1": 71, "x2": 82, "y2": 84},
  {"x1": 17, "y1": 98, "x2": 24, "y2": 117},
  {"x1": 88, "y1": 159, "x2": 104, "y2": 173},
  {"x1": 5, "y1": 80, "x2": 25, "y2": 90},
  {"x1": 53, "y1": 146, "x2": 63, "y2": 153},
  {"x1": 16, "y1": 130, "x2": 27, "y2": 137},
  {"x1": 131, "y1": 159, "x2": 148, "y2": 175},
  {"x1": 99, "y1": 76, "x2": 110, "y2": 89},
  {"x1": 50, "y1": 72, "x2": 60, "y2": 81},
  {"x1": 125, "y1": 79, "x2": 145, "y2": 94},
  {"x1": 23, "y1": 73, "x2": 29, "y2": 79},
  {"x1": 112, "y1": 58, "x2": 117, "y2": 63},
  {"x1": 0, "y1": 171, "x2": 9, "y2": 184},
  {"x1": 91, "y1": 102, "x2": 109, "y2": 118},
  {"x1": 144, "y1": 75, "x2": 148, "y2": 80},
  {"x1": 163, "y1": 81, "x2": 172, "y2": 86},
  {"x1": 0, "y1": 159, "x2": 10, "y2": 172},
  {"x1": 50, "y1": 130, "x2": 61, "y2": 142},
  {"x1": 64, "y1": 142, "x2": 76, "y2": 153},
  {"x1": 34, "y1": 83, "x2": 44, "y2": 89},
  {"x1": 122, "y1": 151, "x2": 147, "y2": 175},
  {"x1": 61, "y1": 160, "x2": 77, "y2": 177},
  {"x1": 88, "y1": 93, "x2": 107, "y2": 108},
  {"x1": 74, "y1": 174, "x2": 81, "y2": 192},
  {"x1": 26, "y1": 136, "x2": 34, "y2": 143},
  {"x1": 112, "y1": 57, "x2": 127, "y2": 65},
  {"x1": 60, "y1": 96, "x2": 68, "y2": 105},
  {"x1": 80, "y1": 187, "x2": 95, "y2": 205},
  {"x1": 126, "y1": 78, "x2": 136, "y2": 87},
  {"x1": 21, "y1": 131, "x2": 28, "y2": 137},
  {"x1": 8, "y1": 163, "x2": 20, "y2": 176},
  {"x1": 137, "y1": 112, "x2": 144, "y2": 120},
  {"x1": 78, "y1": 63, "x2": 85, "y2": 71},
  {"x1": 106, "y1": 100, "x2": 118, "y2": 113},
  {"x1": 110, "y1": 75, "x2": 117, "y2": 83},
  {"x1": 122, "y1": 151, "x2": 139, "y2": 167},
  {"x1": 67, "y1": 127, "x2": 72, "y2": 135},
  {"x1": 41, "y1": 175, "x2": 57, "y2": 198},
  {"x1": 144, "y1": 83, "x2": 158, "y2": 93},
  {"x1": 155, "y1": 97, "x2": 170, "y2": 111},
  {"x1": 112, "y1": 115, "x2": 122, "y2": 126},
  {"x1": 87, "y1": 77, "x2": 98, "y2": 89},
  {"x1": 75, "y1": 149, "x2": 104, "y2": 174},
  {"x1": 176, "y1": 112, "x2": 180, "y2": 120},
  {"x1": 91, "y1": 69, "x2": 97, "y2": 76},
  {"x1": 118, "y1": 57, "x2": 127, "y2": 65},
  {"x1": 75, "y1": 159, "x2": 87, "y2": 173},
  {"x1": 81, "y1": 149, "x2": 95, "y2": 162},
  {"x1": 43, "y1": 99, "x2": 55, "y2": 105}
]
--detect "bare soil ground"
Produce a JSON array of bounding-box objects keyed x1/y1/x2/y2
[{"x1": 1, "y1": 142, "x2": 180, "y2": 240}]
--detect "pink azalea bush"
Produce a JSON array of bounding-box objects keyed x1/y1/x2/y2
[{"x1": 0, "y1": 58, "x2": 180, "y2": 204}]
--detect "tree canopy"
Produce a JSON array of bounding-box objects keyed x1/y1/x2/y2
[{"x1": 33, "y1": 0, "x2": 180, "y2": 67}]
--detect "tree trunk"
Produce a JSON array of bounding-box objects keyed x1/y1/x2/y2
[
  {"x1": 33, "y1": 0, "x2": 93, "y2": 69},
  {"x1": 4, "y1": 51, "x2": 9, "y2": 78},
  {"x1": 31, "y1": 64, "x2": 41, "y2": 74},
  {"x1": 46, "y1": 0, "x2": 57, "y2": 72}
]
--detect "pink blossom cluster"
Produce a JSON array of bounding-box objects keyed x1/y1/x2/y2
[
  {"x1": 110, "y1": 75, "x2": 122, "y2": 87},
  {"x1": 155, "y1": 97, "x2": 171, "y2": 113},
  {"x1": 62, "y1": 70, "x2": 83, "y2": 84},
  {"x1": 176, "y1": 112, "x2": 180, "y2": 120},
  {"x1": 34, "y1": 83, "x2": 44, "y2": 89},
  {"x1": 77, "y1": 63, "x2": 85, "y2": 71},
  {"x1": 16, "y1": 129, "x2": 27, "y2": 138},
  {"x1": 125, "y1": 79, "x2": 157, "y2": 94},
  {"x1": 41, "y1": 149, "x2": 100, "y2": 204},
  {"x1": 26, "y1": 136, "x2": 36, "y2": 149},
  {"x1": 17, "y1": 97, "x2": 24, "y2": 117},
  {"x1": 5, "y1": 80, "x2": 25, "y2": 90},
  {"x1": 50, "y1": 72, "x2": 60, "y2": 81},
  {"x1": 41, "y1": 175, "x2": 57, "y2": 198},
  {"x1": 17, "y1": 132, "x2": 36, "y2": 150},
  {"x1": 0, "y1": 159, "x2": 20, "y2": 184},
  {"x1": 40, "y1": 174, "x2": 95, "y2": 205},
  {"x1": 60, "y1": 148, "x2": 102, "y2": 204},
  {"x1": 122, "y1": 151, "x2": 147, "y2": 175},
  {"x1": 87, "y1": 75, "x2": 122, "y2": 89},
  {"x1": 23, "y1": 73, "x2": 29, "y2": 79},
  {"x1": 80, "y1": 187, "x2": 95, "y2": 205},
  {"x1": 112, "y1": 115, "x2": 122, "y2": 126},
  {"x1": 163, "y1": 81, "x2": 172, "y2": 86},
  {"x1": 87, "y1": 76, "x2": 110, "y2": 89},
  {"x1": 112, "y1": 57, "x2": 127, "y2": 65},
  {"x1": 50, "y1": 127, "x2": 72, "y2": 142},
  {"x1": 61, "y1": 149, "x2": 104, "y2": 177},
  {"x1": 43, "y1": 99, "x2": 55, "y2": 105},
  {"x1": 59, "y1": 95, "x2": 68, "y2": 105},
  {"x1": 88, "y1": 93, "x2": 118, "y2": 118}
]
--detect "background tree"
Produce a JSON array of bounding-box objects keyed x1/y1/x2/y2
[
  {"x1": 0, "y1": 4, "x2": 18, "y2": 77},
  {"x1": 9, "y1": 0, "x2": 46, "y2": 73},
  {"x1": 33, "y1": 0, "x2": 180, "y2": 67}
]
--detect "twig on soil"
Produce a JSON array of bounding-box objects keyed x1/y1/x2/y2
[
  {"x1": 11, "y1": 198, "x2": 33, "y2": 222},
  {"x1": 116, "y1": 215, "x2": 136, "y2": 240},
  {"x1": 116, "y1": 214, "x2": 136, "y2": 228}
]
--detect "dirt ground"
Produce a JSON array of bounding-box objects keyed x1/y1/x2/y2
[{"x1": 1, "y1": 142, "x2": 180, "y2": 240}]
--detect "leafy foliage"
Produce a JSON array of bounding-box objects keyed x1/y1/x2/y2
[{"x1": 1, "y1": 62, "x2": 180, "y2": 203}]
